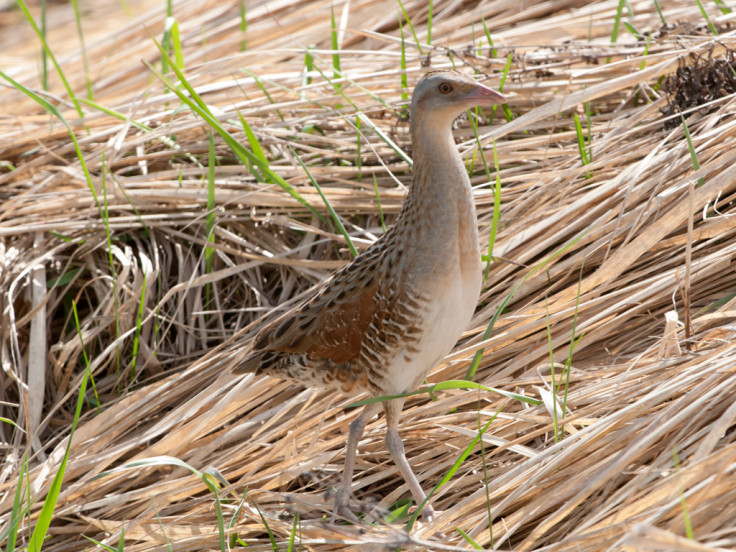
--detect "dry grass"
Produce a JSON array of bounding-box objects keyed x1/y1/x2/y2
[{"x1": 2, "y1": 0, "x2": 736, "y2": 550}]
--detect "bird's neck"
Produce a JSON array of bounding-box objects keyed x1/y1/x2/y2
[
  {"x1": 383, "y1": 109, "x2": 481, "y2": 285},
  {"x1": 404, "y1": 110, "x2": 477, "y2": 228}
]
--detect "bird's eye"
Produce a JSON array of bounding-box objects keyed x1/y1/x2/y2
[{"x1": 438, "y1": 82, "x2": 453, "y2": 94}]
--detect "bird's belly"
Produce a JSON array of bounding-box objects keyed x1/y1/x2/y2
[{"x1": 381, "y1": 268, "x2": 481, "y2": 395}]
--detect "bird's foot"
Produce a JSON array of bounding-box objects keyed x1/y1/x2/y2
[
  {"x1": 329, "y1": 488, "x2": 389, "y2": 524},
  {"x1": 417, "y1": 503, "x2": 435, "y2": 523},
  {"x1": 401, "y1": 502, "x2": 435, "y2": 524},
  {"x1": 329, "y1": 487, "x2": 361, "y2": 524}
]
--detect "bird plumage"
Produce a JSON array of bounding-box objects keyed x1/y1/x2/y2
[{"x1": 238, "y1": 70, "x2": 506, "y2": 521}]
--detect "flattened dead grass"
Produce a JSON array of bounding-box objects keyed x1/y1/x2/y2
[{"x1": 2, "y1": 0, "x2": 736, "y2": 550}]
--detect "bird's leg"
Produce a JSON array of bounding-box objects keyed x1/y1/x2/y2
[
  {"x1": 383, "y1": 398, "x2": 435, "y2": 522},
  {"x1": 331, "y1": 402, "x2": 380, "y2": 523}
]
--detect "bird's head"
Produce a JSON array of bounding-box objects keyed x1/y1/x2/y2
[{"x1": 410, "y1": 70, "x2": 506, "y2": 126}]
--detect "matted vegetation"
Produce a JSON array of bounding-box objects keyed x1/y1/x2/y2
[{"x1": 2, "y1": 0, "x2": 736, "y2": 550}]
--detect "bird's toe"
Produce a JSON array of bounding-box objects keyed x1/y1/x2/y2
[
  {"x1": 419, "y1": 503, "x2": 435, "y2": 522},
  {"x1": 330, "y1": 487, "x2": 361, "y2": 524}
]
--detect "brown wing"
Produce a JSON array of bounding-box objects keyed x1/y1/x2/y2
[
  {"x1": 252, "y1": 249, "x2": 385, "y2": 365},
  {"x1": 258, "y1": 284, "x2": 378, "y2": 364}
]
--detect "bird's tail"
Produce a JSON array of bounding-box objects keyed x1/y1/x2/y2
[{"x1": 234, "y1": 349, "x2": 268, "y2": 375}]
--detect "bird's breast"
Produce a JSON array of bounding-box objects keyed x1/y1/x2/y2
[{"x1": 378, "y1": 197, "x2": 481, "y2": 395}]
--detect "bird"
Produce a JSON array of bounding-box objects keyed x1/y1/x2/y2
[{"x1": 239, "y1": 70, "x2": 506, "y2": 522}]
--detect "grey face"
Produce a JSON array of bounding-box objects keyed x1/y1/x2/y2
[{"x1": 411, "y1": 71, "x2": 506, "y2": 121}]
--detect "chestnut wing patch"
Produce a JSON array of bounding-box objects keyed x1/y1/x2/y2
[{"x1": 255, "y1": 284, "x2": 380, "y2": 365}]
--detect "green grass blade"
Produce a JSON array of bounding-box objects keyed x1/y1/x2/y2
[
  {"x1": 489, "y1": 53, "x2": 514, "y2": 122},
  {"x1": 236, "y1": 109, "x2": 271, "y2": 182},
  {"x1": 16, "y1": 0, "x2": 85, "y2": 119},
  {"x1": 653, "y1": 0, "x2": 666, "y2": 24},
  {"x1": 0, "y1": 70, "x2": 96, "y2": 204},
  {"x1": 242, "y1": 69, "x2": 285, "y2": 121},
  {"x1": 696, "y1": 291, "x2": 736, "y2": 315},
  {"x1": 695, "y1": 0, "x2": 718, "y2": 35},
  {"x1": 206, "y1": 129, "x2": 217, "y2": 277},
  {"x1": 161, "y1": 18, "x2": 171, "y2": 76},
  {"x1": 70, "y1": 0, "x2": 93, "y2": 99},
  {"x1": 639, "y1": 32, "x2": 652, "y2": 74},
  {"x1": 406, "y1": 406, "x2": 502, "y2": 530},
  {"x1": 427, "y1": 0, "x2": 433, "y2": 45},
  {"x1": 286, "y1": 512, "x2": 300, "y2": 552},
  {"x1": 0, "y1": 417, "x2": 23, "y2": 431},
  {"x1": 384, "y1": 499, "x2": 411, "y2": 523},
  {"x1": 239, "y1": 112, "x2": 268, "y2": 165},
  {"x1": 623, "y1": 20, "x2": 642, "y2": 39},
  {"x1": 303, "y1": 45, "x2": 315, "y2": 87},
  {"x1": 347, "y1": 379, "x2": 540, "y2": 409},
  {"x1": 78, "y1": 98, "x2": 203, "y2": 167},
  {"x1": 574, "y1": 113, "x2": 591, "y2": 178},
  {"x1": 481, "y1": 15, "x2": 497, "y2": 58},
  {"x1": 70, "y1": 285, "x2": 100, "y2": 406},
  {"x1": 330, "y1": 5, "x2": 342, "y2": 90},
  {"x1": 228, "y1": 493, "x2": 249, "y2": 548},
  {"x1": 714, "y1": 0, "x2": 732, "y2": 14},
  {"x1": 27, "y1": 301, "x2": 91, "y2": 552},
  {"x1": 169, "y1": 18, "x2": 185, "y2": 70},
  {"x1": 680, "y1": 114, "x2": 704, "y2": 186},
  {"x1": 250, "y1": 496, "x2": 279, "y2": 552},
  {"x1": 161, "y1": 13, "x2": 184, "y2": 80},
  {"x1": 93, "y1": 454, "x2": 230, "y2": 551},
  {"x1": 400, "y1": 18, "x2": 408, "y2": 103},
  {"x1": 396, "y1": 0, "x2": 424, "y2": 55},
  {"x1": 94, "y1": 455, "x2": 203, "y2": 480},
  {"x1": 40, "y1": 0, "x2": 48, "y2": 90},
  {"x1": 607, "y1": 0, "x2": 626, "y2": 63},
  {"x1": 79, "y1": 98, "x2": 152, "y2": 131},
  {"x1": 240, "y1": 0, "x2": 247, "y2": 51},
  {"x1": 116, "y1": 526, "x2": 126, "y2": 552},
  {"x1": 456, "y1": 526, "x2": 484, "y2": 549},
  {"x1": 466, "y1": 147, "x2": 477, "y2": 179},
  {"x1": 206, "y1": 476, "x2": 226, "y2": 552},
  {"x1": 486, "y1": 140, "x2": 502, "y2": 279},
  {"x1": 465, "y1": 233, "x2": 585, "y2": 380},
  {"x1": 3, "y1": 453, "x2": 28, "y2": 552},
  {"x1": 49, "y1": 265, "x2": 76, "y2": 294},
  {"x1": 291, "y1": 147, "x2": 358, "y2": 257},
  {"x1": 129, "y1": 271, "x2": 147, "y2": 381},
  {"x1": 144, "y1": 39, "x2": 324, "y2": 221},
  {"x1": 82, "y1": 535, "x2": 117, "y2": 552},
  {"x1": 498, "y1": 54, "x2": 512, "y2": 91}
]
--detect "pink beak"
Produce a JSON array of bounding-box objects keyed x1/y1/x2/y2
[{"x1": 465, "y1": 82, "x2": 506, "y2": 105}]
